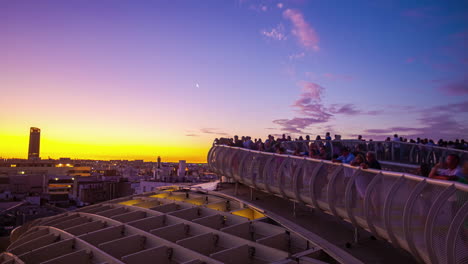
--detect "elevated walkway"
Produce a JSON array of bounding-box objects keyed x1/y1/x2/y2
[{"x1": 208, "y1": 145, "x2": 468, "y2": 264}]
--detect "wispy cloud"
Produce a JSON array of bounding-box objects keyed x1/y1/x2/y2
[
  {"x1": 288, "y1": 52, "x2": 305, "y2": 60},
  {"x1": 429, "y1": 101, "x2": 468, "y2": 113},
  {"x1": 405, "y1": 57, "x2": 416, "y2": 63},
  {"x1": 261, "y1": 24, "x2": 287, "y2": 41},
  {"x1": 436, "y1": 75, "x2": 468, "y2": 95},
  {"x1": 185, "y1": 134, "x2": 199, "y2": 137},
  {"x1": 200, "y1": 128, "x2": 229, "y2": 136},
  {"x1": 364, "y1": 127, "x2": 420, "y2": 134},
  {"x1": 322, "y1": 73, "x2": 355, "y2": 81},
  {"x1": 273, "y1": 117, "x2": 327, "y2": 133},
  {"x1": 273, "y1": 82, "x2": 389, "y2": 134},
  {"x1": 249, "y1": 4, "x2": 268, "y2": 12},
  {"x1": 274, "y1": 82, "x2": 329, "y2": 133},
  {"x1": 277, "y1": 3, "x2": 284, "y2": 9},
  {"x1": 297, "y1": 81, "x2": 324, "y2": 101},
  {"x1": 328, "y1": 104, "x2": 360, "y2": 115},
  {"x1": 304, "y1": 71, "x2": 319, "y2": 80},
  {"x1": 438, "y1": 81, "x2": 468, "y2": 95},
  {"x1": 282, "y1": 64, "x2": 297, "y2": 79},
  {"x1": 329, "y1": 104, "x2": 382, "y2": 116},
  {"x1": 283, "y1": 9, "x2": 319, "y2": 51},
  {"x1": 362, "y1": 101, "x2": 468, "y2": 140}
]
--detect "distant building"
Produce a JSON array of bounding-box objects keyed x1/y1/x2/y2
[
  {"x1": 177, "y1": 160, "x2": 186, "y2": 178},
  {"x1": 0, "y1": 161, "x2": 91, "y2": 177},
  {"x1": 71, "y1": 178, "x2": 133, "y2": 205},
  {"x1": 134, "y1": 181, "x2": 173, "y2": 194},
  {"x1": 28, "y1": 127, "x2": 41, "y2": 160}
]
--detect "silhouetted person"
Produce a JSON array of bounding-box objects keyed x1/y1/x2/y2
[
  {"x1": 361, "y1": 152, "x2": 381, "y2": 170},
  {"x1": 429, "y1": 154, "x2": 462, "y2": 181}
]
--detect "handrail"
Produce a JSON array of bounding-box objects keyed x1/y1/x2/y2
[
  {"x1": 279, "y1": 140, "x2": 468, "y2": 167},
  {"x1": 281, "y1": 139, "x2": 468, "y2": 152},
  {"x1": 208, "y1": 145, "x2": 468, "y2": 264}
]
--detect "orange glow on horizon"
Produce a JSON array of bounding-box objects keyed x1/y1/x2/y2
[{"x1": 0, "y1": 129, "x2": 211, "y2": 163}]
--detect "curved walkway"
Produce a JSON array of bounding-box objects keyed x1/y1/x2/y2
[{"x1": 208, "y1": 145, "x2": 468, "y2": 264}]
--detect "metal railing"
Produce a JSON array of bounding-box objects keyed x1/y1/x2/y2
[
  {"x1": 281, "y1": 140, "x2": 468, "y2": 166},
  {"x1": 208, "y1": 145, "x2": 468, "y2": 264}
]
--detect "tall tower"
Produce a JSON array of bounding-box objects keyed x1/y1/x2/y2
[
  {"x1": 28, "y1": 127, "x2": 41, "y2": 160},
  {"x1": 177, "y1": 160, "x2": 186, "y2": 178},
  {"x1": 157, "y1": 156, "x2": 161, "y2": 169}
]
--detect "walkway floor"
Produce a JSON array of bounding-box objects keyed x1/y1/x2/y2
[{"x1": 218, "y1": 182, "x2": 417, "y2": 264}]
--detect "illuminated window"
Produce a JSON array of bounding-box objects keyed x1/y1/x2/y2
[{"x1": 10, "y1": 164, "x2": 16, "y2": 167}]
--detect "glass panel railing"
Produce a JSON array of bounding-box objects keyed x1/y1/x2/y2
[{"x1": 209, "y1": 145, "x2": 468, "y2": 264}]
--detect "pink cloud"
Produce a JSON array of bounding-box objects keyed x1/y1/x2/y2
[
  {"x1": 273, "y1": 81, "x2": 384, "y2": 133},
  {"x1": 261, "y1": 24, "x2": 287, "y2": 41},
  {"x1": 437, "y1": 76, "x2": 468, "y2": 96},
  {"x1": 298, "y1": 81, "x2": 324, "y2": 100},
  {"x1": 328, "y1": 104, "x2": 360, "y2": 115},
  {"x1": 273, "y1": 117, "x2": 327, "y2": 133},
  {"x1": 274, "y1": 82, "x2": 330, "y2": 132},
  {"x1": 277, "y1": 3, "x2": 284, "y2": 9},
  {"x1": 283, "y1": 9, "x2": 319, "y2": 51},
  {"x1": 406, "y1": 57, "x2": 416, "y2": 63},
  {"x1": 200, "y1": 128, "x2": 229, "y2": 136}
]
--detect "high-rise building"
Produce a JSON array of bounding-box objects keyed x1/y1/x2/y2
[
  {"x1": 28, "y1": 127, "x2": 41, "y2": 160},
  {"x1": 177, "y1": 160, "x2": 186, "y2": 177},
  {"x1": 157, "y1": 156, "x2": 161, "y2": 169}
]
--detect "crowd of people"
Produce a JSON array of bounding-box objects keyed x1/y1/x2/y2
[
  {"x1": 384, "y1": 134, "x2": 468, "y2": 150},
  {"x1": 215, "y1": 133, "x2": 468, "y2": 151},
  {"x1": 214, "y1": 132, "x2": 467, "y2": 183}
]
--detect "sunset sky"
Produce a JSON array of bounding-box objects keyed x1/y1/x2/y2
[{"x1": 1, "y1": 0, "x2": 467, "y2": 162}]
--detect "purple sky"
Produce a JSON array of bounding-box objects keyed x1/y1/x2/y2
[{"x1": 1, "y1": 0, "x2": 467, "y2": 160}]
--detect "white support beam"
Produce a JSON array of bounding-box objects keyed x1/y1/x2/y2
[
  {"x1": 98, "y1": 234, "x2": 146, "y2": 259},
  {"x1": 64, "y1": 221, "x2": 107, "y2": 236}
]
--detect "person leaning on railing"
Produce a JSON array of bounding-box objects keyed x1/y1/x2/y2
[
  {"x1": 428, "y1": 154, "x2": 467, "y2": 182},
  {"x1": 350, "y1": 154, "x2": 365, "y2": 166},
  {"x1": 332, "y1": 147, "x2": 355, "y2": 164},
  {"x1": 360, "y1": 151, "x2": 382, "y2": 170}
]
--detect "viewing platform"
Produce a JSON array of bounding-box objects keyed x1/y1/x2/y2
[{"x1": 207, "y1": 144, "x2": 468, "y2": 264}]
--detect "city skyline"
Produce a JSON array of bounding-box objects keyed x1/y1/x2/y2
[{"x1": 2, "y1": 0, "x2": 467, "y2": 162}]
